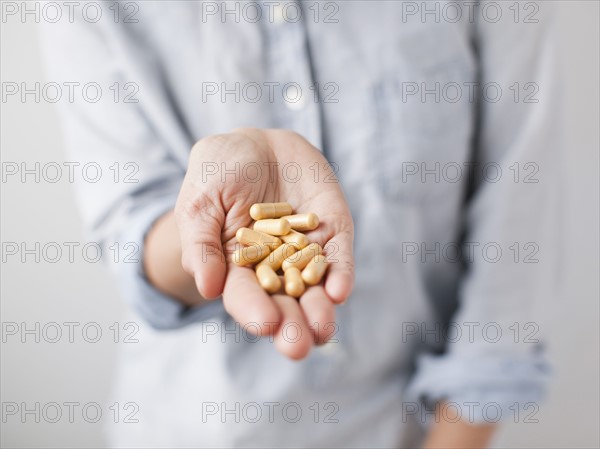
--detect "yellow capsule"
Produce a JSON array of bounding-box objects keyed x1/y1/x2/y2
[
  {"x1": 280, "y1": 229, "x2": 309, "y2": 249},
  {"x1": 253, "y1": 218, "x2": 291, "y2": 236},
  {"x1": 301, "y1": 255, "x2": 329, "y2": 286},
  {"x1": 256, "y1": 265, "x2": 281, "y2": 294},
  {"x1": 284, "y1": 267, "x2": 306, "y2": 298},
  {"x1": 232, "y1": 244, "x2": 271, "y2": 267},
  {"x1": 250, "y1": 202, "x2": 293, "y2": 220},
  {"x1": 257, "y1": 242, "x2": 299, "y2": 271},
  {"x1": 282, "y1": 242, "x2": 322, "y2": 272},
  {"x1": 281, "y1": 213, "x2": 319, "y2": 232},
  {"x1": 236, "y1": 227, "x2": 282, "y2": 249}
]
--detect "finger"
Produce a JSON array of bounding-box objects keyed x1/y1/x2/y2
[
  {"x1": 299, "y1": 286, "x2": 336, "y2": 345},
  {"x1": 177, "y1": 195, "x2": 227, "y2": 299},
  {"x1": 222, "y1": 265, "x2": 281, "y2": 336},
  {"x1": 323, "y1": 230, "x2": 354, "y2": 304},
  {"x1": 272, "y1": 295, "x2": 314, "y2": 360}
]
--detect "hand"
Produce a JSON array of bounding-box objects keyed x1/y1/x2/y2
[{"x1": 174, "y1": 128, "x2": 355, "y2": 359}]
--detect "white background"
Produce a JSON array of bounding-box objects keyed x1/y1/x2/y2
[{"x1": 1, "y1": 2, "x2": 599, "y2": 447}]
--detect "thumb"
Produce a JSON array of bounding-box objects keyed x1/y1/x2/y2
[{"x1": 176, "y1": 195, "x2": 227, "y2": 300}]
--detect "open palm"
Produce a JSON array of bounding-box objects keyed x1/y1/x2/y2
[{"x1": 175, "y1": 128, "x2": 354, "y2": 359}]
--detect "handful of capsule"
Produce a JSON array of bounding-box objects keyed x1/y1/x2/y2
[{"x1": 233, "y1": 202, "x2": 328, "y2": 298}]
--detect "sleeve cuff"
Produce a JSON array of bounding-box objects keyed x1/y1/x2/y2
[
  {"x1": 113, "y1": 195, "x2": 225, "y2": 330},
  {"x1": 405, "y1": 349, "x2": 552, "y2": 426}
]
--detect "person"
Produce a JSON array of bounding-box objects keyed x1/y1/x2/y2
[{"x1": 41, "y1": 1, "x2": 562, "y2": 447}]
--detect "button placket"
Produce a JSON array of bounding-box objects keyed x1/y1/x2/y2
[{"x1": 260, "y1": 0, "x2": 323, "y2": 149}]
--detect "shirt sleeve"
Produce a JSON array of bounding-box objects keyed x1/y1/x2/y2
[
  {"x1": 407, "y1": 3, "x2": 563, "y2": 424},
  {"x1": 38, "y1": 7, "x2": 224, "y2": 329}
]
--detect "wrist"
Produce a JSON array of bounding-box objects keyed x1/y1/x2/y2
[{"x1": 144, "y1": 211, "x2": 205, "y2": 306}]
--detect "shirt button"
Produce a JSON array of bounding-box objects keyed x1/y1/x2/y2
[{"x1": 284, "y1": 89, "x2": 306, "y2": 111}]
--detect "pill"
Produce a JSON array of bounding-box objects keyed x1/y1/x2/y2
[
  {"x1": 236, "y1": 227, "x2": 282, "y2": 249},
  {"x1": 232, "y1": 244, "x2": 272, "y2": 267},
  {"x1": 301, "y1": 255, "x2": 329, "y2": 286},
  {"x1": 280, "y1": 229, "x2": 310, "y2": 249},
  {"x1": 281, "y1": 213, "x2": 319, "y2": 232},
  {"x1": 257, "y1": 242, "x2": 299, "y2": 271},
  {"x1": 284, "y1": 267, "x2": 306, "y2": 298},
  {"x1": 250, "y1": 202, "x2": 293, "y2": 220},
  {"x1": 282, "y1": 242, "x2": 322, "y2": 272},
  {"x1": 253, "y1": 218, "x2": 291, "y2": 236},
  {"x1": 256, "y1": 265, "x2": 282, "y2": 294}
]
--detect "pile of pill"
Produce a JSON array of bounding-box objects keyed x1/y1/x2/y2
[{"x1": 233, "y1": 202, "x2": 328, "y2": 298}]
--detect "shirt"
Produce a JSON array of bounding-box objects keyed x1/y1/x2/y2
[{"x1": 40, "y1": 1, "x2": 562, "y2": 447}]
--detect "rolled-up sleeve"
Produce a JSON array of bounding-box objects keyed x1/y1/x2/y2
[
  {"x1": 407, "y1": 3, "x2": 563, "y2": 424},
  {"x1": 39, "y1": 8, "x2": 221, "y2": 329},
  {"x1": 117, "y1": 194, "x2": 224, "y2": 329}
]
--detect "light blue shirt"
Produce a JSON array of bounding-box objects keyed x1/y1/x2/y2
[{"x1": 41, "y1": 1, "x2": 562, "y2": 447}]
